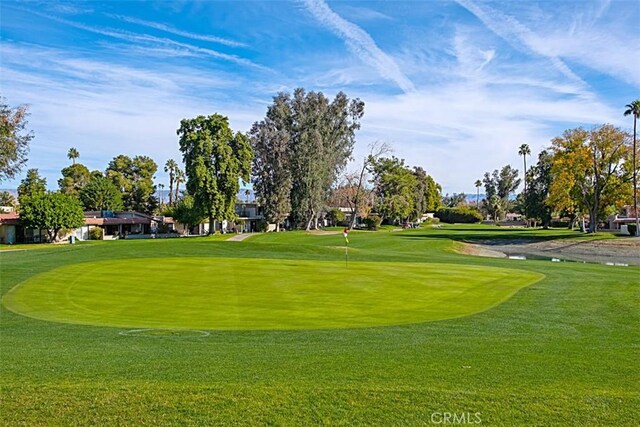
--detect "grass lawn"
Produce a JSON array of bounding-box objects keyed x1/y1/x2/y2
[{"x1": 1, "y1": 225, "x2": 638, "y2": 425}]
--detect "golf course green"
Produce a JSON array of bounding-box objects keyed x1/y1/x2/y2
[
  {"x1": 3, "y1": 257, "x2": 542, "y2": 329},
  {"x1": 1, "y1": 226, "x2": 638, "y2": 425}
]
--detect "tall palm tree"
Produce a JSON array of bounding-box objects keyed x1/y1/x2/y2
[
  {"x1": 474, "y1": 179, "x2": 482, "y2": 208},
  {"x1": 158, "y1": 183, "x2": 165, "y2": 206},
  {"x1": 518, "y1": 143, "x2": 531, "y2": 218},
  {"x1": 624, "y1": 100, "x2": 640, "y2": 236},
  {"x1": 67, "y1": 147, "x2": 80, "y2": 165},
  {"x1": 164, "y1": 159, "x2": 178, "y2": 205},
  {"x1": 174, "y1": 167, "x2": 185, "y2": 203}
]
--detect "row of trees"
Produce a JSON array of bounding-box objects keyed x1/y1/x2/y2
[
  {"x1": 3, "y1": 93, "x2": 636, "y2": 237},
  {"x1": 469, "y1": 119, "x2": 638, "y2": 233}
]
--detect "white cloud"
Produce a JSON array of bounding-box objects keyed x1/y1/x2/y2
[
  {"x1": 111, "y1": 15, "x2": 247, "y2": 48},
  {"x1": 455, "y1": 0, "x2": 589, "y2": 91},
  {"x1": 300, "y1": 0, "x2": 415, "y2": 94}
]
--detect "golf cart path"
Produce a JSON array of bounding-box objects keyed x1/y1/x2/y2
[{"x1": 226, "y1": 233, "x2": 254, "y2": 242}]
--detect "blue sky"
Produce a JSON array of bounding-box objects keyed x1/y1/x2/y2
[{"x1": 1, "y1": 0, "x2": 638, "y2": 193}]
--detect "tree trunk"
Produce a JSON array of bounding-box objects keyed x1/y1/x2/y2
[
  {"x1": 175, "y1": 180, "x2": 180, "y2": 203},
  {"x1": 168, "y1": 177, "x2": 174, "y2": 206},
  {"x1": 208, "y1": 214, "x2": 214, "y2": 235}
]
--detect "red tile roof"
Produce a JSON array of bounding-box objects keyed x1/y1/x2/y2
[{"x1": 0, "y1": 213, "x2": 20, "y2": 225}]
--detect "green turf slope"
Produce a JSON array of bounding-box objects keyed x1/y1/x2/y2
[{"x1": 3, "y1": 257, "x2": 542, "y2": 329}]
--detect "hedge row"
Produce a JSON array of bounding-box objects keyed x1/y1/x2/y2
[{"x1": 434, "y1": 208, "x2": 483, "y2": 224}]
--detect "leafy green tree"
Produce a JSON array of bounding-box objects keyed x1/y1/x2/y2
[
  {"x1": 19, "y1": 192, "x2": 85, "y2": 242},
  {"x1": 624, "y1": 100, "x2": 640, "y2": 236},
  {"x1": 549, "y1": 124, "x2": 630, "y2": 233},
  {"x1": 412, "y1": 166, "x2": 441, "y2": 218},
  {"x1": 289, "y1": 89, "x2": 364, "y2": 229},
  {"x1": 79, "y1": 175, "x2": 123, "y2": 211},
  {"x1": 442, "y1": 193, "x2": 467, "y2": 208},
  {"x1": 58, "y1": 163, "x2": 91, "y2": 196},
  {"x1": 326, "y1": 208, "x2": 346, "y2": 226},
  {"x1": 0, "y1": 190, "x2": 16, "y2": 207},
  {"x1": 0, "y1": 98, "x2": 34, "y2": 182},
  {"x1": 67, "y1": 147, "x2": 80, "y2": 165},
  {"x1": 106, "y1": 155, "x2": 158, "y2": 213},
  {"x1": 249, "y1": 93, "x2": 293, "y2": 230},
  {"x1": 251, "y1": 89, "x2": 364, "y2": 230},
  {"x1": 17, "y1": 168, "x2": 46, "y2": 201},
  {"x1": 482, "y1": 165, "x2": 521, "y2": 220},
  {"x1": 522, "y1": 150, "x2": 553, "y2": 227},
  {"x1": 169, "y1": 195, "x2": 205, "y2": 234},
  {"x1": 370, "y1": 156, "x2": 417, "y2": 223},
  {"x1": 178, "y1": 114, "x2": 253, "y2": 234}
]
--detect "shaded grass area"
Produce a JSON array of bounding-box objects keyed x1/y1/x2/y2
[{"x1": 1, "y1": 228, "x2": 638, "y2": 425}]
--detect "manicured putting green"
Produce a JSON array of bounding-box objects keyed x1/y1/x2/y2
[{"x1": 3, "y1": 257, "x2": 542, "y2": 330}]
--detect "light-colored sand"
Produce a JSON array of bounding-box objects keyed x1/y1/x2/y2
[
  {"x1": 453, "y1": 242, "x2": 507, "y2": 258},
  {"x1": 458, "y1": 237, "x2": 640, "y2": 265},
  {"x1": 226, "y1": 233, "x2": 254, "y2": 242}
]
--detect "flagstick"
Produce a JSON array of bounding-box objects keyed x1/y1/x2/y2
[{"x1": 345, "y1": 241, "x2": 348, "y2": 268}]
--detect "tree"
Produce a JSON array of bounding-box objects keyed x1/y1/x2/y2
[
  {"x1": 250, "y1": 89, "x2": 364, "y2": 230},
  {"x1": 518, "y1": 143, "x2": 531, "y2": 217},
  {"x1": 474, "y1": 179, "x2": 482, "y2": 208},
  {"x1": 158, "y1": 183, "x2": 165, "y2": 206},
  {"x1": 289, "y1": 89, "x2": 364, "y2": 229},
  {"x1": 329, "y1": 173, "x2": 374, "y2": 226},
  {"x1": 249, "y1": 94, "x2": 293, "y2": 230},
  {"x1": 58, "y1": 163, "x2": 90, "y2": 196},
  {"x1": 169, "y1": 194, "x2": 205, "y2": 234},
  {"x1": 549, "y1": 124, "x2": 630, "y2": 233},
  {"x1": 79, "y1": 174, "x2": 123, "y2": 211},
  {"x1": 67, "y1": 147, "x2": 80, "y2": 165},
  {"x1": 19, "y1": 192, "x2": 85, "y2": 242},
  {"x1": 482, "y1": 165, "x2": 521, "y2": 220},
  {"x1": 348, "y1": 141, "x2": 391, "y2": 229},
  {"x1": 164, "y1": 159, "x2": 179, "y2": 205},
  {"x1": 326, "y1": 208, "x2": 346, "y2": 226},
  {"x1": 523, "y1": 150, "x2": 553, "y2": 227},
  {"x1": 17, "y1": 168, "x2": 46, "y2": 201},
  {"x1": 370, "y1": 156, "x2": 417, "y2": 223},
  {"x1": 624, "y1": 100, "x2": 640, "y2": 236},
  {"x1": 174, "y1": 167, "x2": 185, "y2": 203},
  {"x1": 442, "y1": 193, "x2": 466, "y2": 208},
  {"x1": 0, "y1": 191, "x2": 16, "y2": 207},
  {"x1": 106, "y1": 155, "x2": 158, "y2": 214},
  {"x1": 0, "y1": 98, "x2": 34, "y2": 182},
  {"x1": 178, "y1": 114, "x2": 253, "y2": 234}
]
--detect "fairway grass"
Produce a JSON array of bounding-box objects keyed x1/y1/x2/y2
[
  {"x1": 3, "y1": 257, "x2": 542, "y2": 330},
  {"x1": 1, "y1": 227, "x2": 638, "y2": 425}
]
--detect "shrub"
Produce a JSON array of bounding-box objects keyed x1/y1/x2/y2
[
  {"x1": 326, "y1": 208, "x2": 346, "y2": 226},
  {"x1": 435, "y1": 208, "x2": 482, "y2": 224},
  {"x1": 628, "y1": 224, "x2": 637, "y2": 236},
  {"x1": 257, "y1": 220, "x2": 269, "y2": 232},
  {"x1": 550, "y1": 220, "x2": 570, "y2": 228},
  {"x1": 364, "y1": 215, "x2": 382, "y2": 230},
  {"x1": 89, "y1": 227, "x2": 103, "y2": 240}
]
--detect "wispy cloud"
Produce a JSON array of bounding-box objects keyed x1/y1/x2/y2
[
  {"x1": 455, "y1": 0, "x2": 589, "y2": 91},
  {"x1": 300, "y1": 0, "x2": 415, "y2": 94},
  {"x1": 15, "y1": 7, "x2": 268, "y2": 72},
  {"x1": 0, "y1": 42, "x2": 264, "y2": 187},
  {"x1": 111, "y1": 15, "x2": 247, "y2": 48}
]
